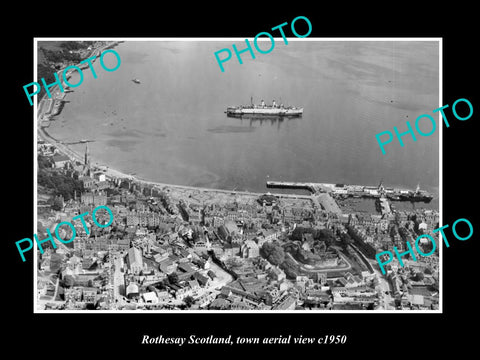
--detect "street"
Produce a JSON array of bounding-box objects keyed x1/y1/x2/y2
[{"x1": 111, "y1": 254, "x2": 126, "y2": 308}]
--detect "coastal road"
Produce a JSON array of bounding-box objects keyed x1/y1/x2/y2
[
  {"x1": 38, "y1": 126, "x2": 85, "y2": 164},
  {"x1": 36, "y1": 42, "x2": 122, "y2": 165}
]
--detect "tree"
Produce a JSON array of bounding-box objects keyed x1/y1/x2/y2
[
  {"x1": 167, "y1": 272, "x2": 179, "y2": 285},
  {"x1": 280, "y1": 257, "x2": 299, "y2": 279},
  {"x1": 184, "y1": 295, "x2": 195, "y2": 307},
  {"x1": 339, "y1": 232, "x2": 353, "y2": 248},
  {"x1": 418, "y1": 241, "x2": 434, "y2": 255},
  {"x1": 346, "y1": 225, "x2": 377, "y2": 259},
  {"x1": 37, "y1": 168, "x2": 84, "y2": 201},
  {"x1": 51, "y1": 196, "x2": 64, "y2": 211},
  {"x1": 414, "y1": 272, "x2": 425, "y2": 281},
  {"x1": 261, "y1": 241, "x2": 285, "y2": 266},
  {"x1": 314, "y1": 229, "x2": 336, "y2": 247},
  {"x1": 105, "y1": 187, "x2": 120, "y2": 196},
  {"x1": 60, "y1": 41, "x2": 84, "y2": 51},
  {"x1": 49, "y1": 253, "x2": 63, "y2": 273},
  {"x1": 63, "y1": 275, "x2": 75, "y2": 288},
  {"x1": 291, "y1": 226, "x2": 312, "y2": 241},
  {"x1": 37, "y1": 63, "x2": 57, "y2": 99},
  {"x1": 38, "y1": 155, "x2": 53, "y2": 169}
]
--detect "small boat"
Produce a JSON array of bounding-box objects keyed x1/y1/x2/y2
[{"x1": 132, "y1": 78, "x2": 141, "y2": 84}]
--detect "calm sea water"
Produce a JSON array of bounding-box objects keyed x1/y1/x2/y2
[{"x1": 48, "y1": 40, "x2": 439, "y2": 206}]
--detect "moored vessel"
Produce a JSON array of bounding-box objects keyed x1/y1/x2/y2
[{"x1": 226, "y1": 98, "x2": 303, "y2": 117}]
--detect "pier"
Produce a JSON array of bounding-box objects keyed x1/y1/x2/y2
[
  {"x1": 266, "y1": 180, "x2": 433, "y2": 203},
  {"x1": 266, "y1": 181, "x2": 336, "y2": 194}
]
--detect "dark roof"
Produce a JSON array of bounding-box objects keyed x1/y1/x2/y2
[
  {"x1": 177, "y1": 262, "x2": 195, "y2": 273},
  {"x1": 53, "y1": 154, "x2": 70, "y2": 162},
  {"x1": 193, "y1": 272, "x2": 209, "y2": 285}
]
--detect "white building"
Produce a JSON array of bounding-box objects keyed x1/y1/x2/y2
[{"x1": 126, "y1": 247, "x2": 144, "y2": 274}]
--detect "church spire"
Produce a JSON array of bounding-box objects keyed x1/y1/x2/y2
[
  {"x1": 83, "y1": 142, "x2": 91, "y2": 177},
  {"x1": 85, "y1": 142, "x2": 89, "y2": 166}
]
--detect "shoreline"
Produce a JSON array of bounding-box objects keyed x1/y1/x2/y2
[
  {"x1": 38, "y1": 121, "x2": 312, "y2": 200},
  {"x1": 35, "y1": 36, "x2": 314, "y2": 201},
  {"x1": 36, "y1": 41, "x2": 439, "y2": 204},
  {"x1": 38, "y1": 120, "x2": 439, "y2": 204},
  {"x1": 37, "y1": 41, "x2": 123, "y2": 121}
]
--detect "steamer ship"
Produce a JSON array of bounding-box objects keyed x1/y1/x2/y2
[{"x1": 226, "y1": 98, "x2": 303, "y2": 118}]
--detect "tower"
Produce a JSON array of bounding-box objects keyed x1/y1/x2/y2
[
  {"x1": 84, "y1": 142, "x2": 90, "y2": 167},
  {"x1": 83, "y1": 142, "x2": 91, "y2": 177}
]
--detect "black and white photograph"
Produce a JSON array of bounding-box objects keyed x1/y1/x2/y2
[
  {"x1": 6, "y1": 4, "x2": 478, "y2": 356},
  {"x1": 32, "y1": 38, "x2": 441, "y2": 313}
]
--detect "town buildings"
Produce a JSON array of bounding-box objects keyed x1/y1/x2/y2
[{"x1": 36, "y1": 142, "x2": 439, "y2": 311}]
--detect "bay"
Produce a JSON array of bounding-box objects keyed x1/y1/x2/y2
[{"x1": 48, "y1": 40, "x2": 439, "y2": 207}]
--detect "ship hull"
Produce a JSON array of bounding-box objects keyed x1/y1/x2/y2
[
  {"x1": 398, "y1": 194, "x2": 433, "y2": 203},
  {"x1": 226, "y1": 113, "x2": 299, "y2": 120},
  {"x1": 226, "y1": 107, "x2": 303, "y2": 117}
]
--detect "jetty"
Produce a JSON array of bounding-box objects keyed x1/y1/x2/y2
[{"x1": 266, "y1": 180, "x2": 433, "y2": 203}]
